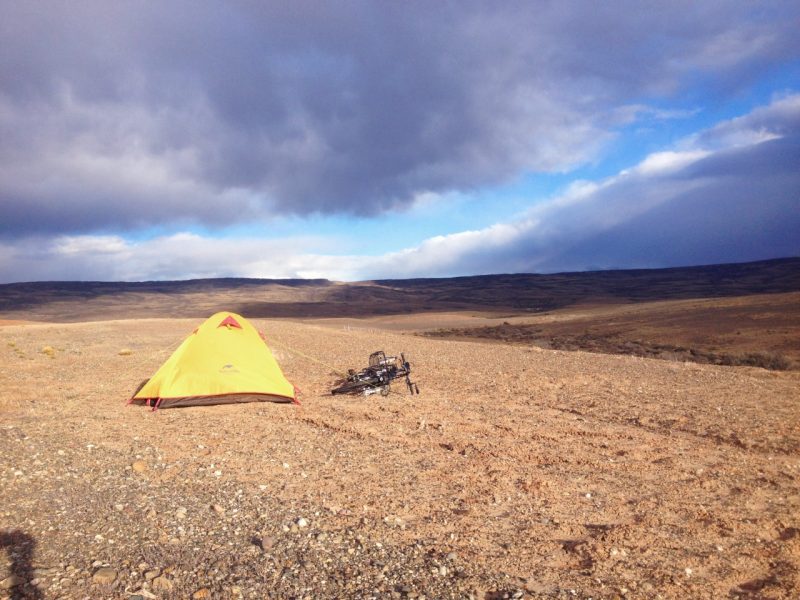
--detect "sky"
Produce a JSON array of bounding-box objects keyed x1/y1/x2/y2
[{"x1": 1, "y1": 1, "x2": 798, "y2": 283}]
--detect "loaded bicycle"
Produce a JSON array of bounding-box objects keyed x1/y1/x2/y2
[{"x1": 331, "y1": 351, "x2": 420, "y2": 397}]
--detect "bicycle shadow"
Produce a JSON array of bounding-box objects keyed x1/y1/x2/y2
[{"x1": 0, "y1": 530, "x2": 42, "y2": 600}]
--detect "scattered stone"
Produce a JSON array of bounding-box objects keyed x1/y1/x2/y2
[
  {"x1": 192, "y1": 588, "x2": 211, "y2": 599},
  {"x1": 438, "y1": 565, "x2": 448, "y2": 576},
  {"x1": 0, "y1": 575, "x2": 21, "y2": 589},
  {"x1": 152, "y1": 575, "x2": 174, "y2": 591},
  {"x1": 524, "y1": 579, "x2": 549, "y2": 594},
  {"x1": 176, "y1": 506, "x2": 188, "y2": 519},
  {"x1": 296, "y1": 517, "x2": 309, "y2": 528},
  {"x1": 384, "y1": 515, "x2": 406, "y2": 529},
  {"x1": 114, "y1": 503, "x2": 124, "y2": 511},
  {"x1": 144, "y1": 569, "x2": 160, "y2": 581},
  {"x1": 131, "y1": 461, "x2": 147, "y2": 473},
  {"x1": 92, "y1": 567, "x2": 117, "y2": 585},
  {"x1": 211, "y1": 504, "x2": 225, "y2": 515}
]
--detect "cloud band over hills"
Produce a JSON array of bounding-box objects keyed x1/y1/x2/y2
[{"x1": 2, "y1": 95, "x2": 798, "y2": 282}]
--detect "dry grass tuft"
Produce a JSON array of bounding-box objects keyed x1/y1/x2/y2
[
  {"x1": 40, "y1": 345, "x2": 55, "y2": 357},
  {"x1": 118, "y1": 348, "x2": 133, "y2": 356},
  {"x1": 720, "y1": 351, "x2": 793, "y2": 371}
]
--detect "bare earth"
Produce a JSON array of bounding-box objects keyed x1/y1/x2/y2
[{"x1": 2, "y1": 317, "x2": 799, "y2": 599}]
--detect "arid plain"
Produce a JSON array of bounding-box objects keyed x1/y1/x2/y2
[{"x1": 2, "y1": 259, "x2": 799, "y2": 599}]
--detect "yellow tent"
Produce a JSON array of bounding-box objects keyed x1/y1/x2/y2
[{"x1": 129, "y1": 312, "x2": 296, "y2": 409}]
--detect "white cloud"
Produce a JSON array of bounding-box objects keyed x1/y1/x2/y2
[
  {"x1": 53, "y1": 235, "x2": 129, "y2": 256},
  {"x1": 629, "y1": 150, "x2": 711, "y2": 176}
]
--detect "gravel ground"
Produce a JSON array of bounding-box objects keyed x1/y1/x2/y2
[{"x1": 1, "y1": 318, "x2": 799, "y2": 599}]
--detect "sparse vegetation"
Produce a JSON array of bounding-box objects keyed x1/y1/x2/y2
[
  {"x1": 720, "y1": 351, "x2": 793, "y2": 371},
  {"x1": 423, "y1": 326, "x2": 797, "y2": 370}
]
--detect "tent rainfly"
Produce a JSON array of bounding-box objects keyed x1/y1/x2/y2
[{"x1": 129, "y1": 312, "x2": 296, "y2": 409}]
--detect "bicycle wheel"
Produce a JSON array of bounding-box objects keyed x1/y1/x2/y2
[{"x1": 331, "y1": 379, "x2": 372, "y2": 395}]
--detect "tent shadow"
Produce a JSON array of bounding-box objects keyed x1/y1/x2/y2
[{"x1": 0, "y1": 530, "x2": 42, "y2": 600}]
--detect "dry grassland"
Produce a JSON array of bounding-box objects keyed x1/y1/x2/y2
[
  {"x1": 2, "y1": 317, "x2": 799, "y2": 599},
  {"x1": 418, "y1": 292, "x2": 800, "y2": 370}
]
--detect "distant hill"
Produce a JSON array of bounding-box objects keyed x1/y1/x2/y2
[{"x1": 0, "y1": 257, "x2": 798, "y2": 322}]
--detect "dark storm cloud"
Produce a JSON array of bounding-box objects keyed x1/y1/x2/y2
[
  {"x1": 353, "y1": 95, "x2": 800, "y2": 278},
  {"x1": 1, "y1": 1, "x2": 798, "y2": 236},
  {"x1": 543, "y1": 137, "x2": 800, "y2": 272}
]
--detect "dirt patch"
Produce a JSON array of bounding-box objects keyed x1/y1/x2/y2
[{"x1": 1, "y1": 318, "x2": 799, "y2": 598}]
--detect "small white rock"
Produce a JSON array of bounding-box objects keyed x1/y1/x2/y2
[
  {"x1": 296, "y1": 517, "x2": 308, "y2": 528},
  {"x1": 685, "y1": 567, "x2": 693, "y2": 577}
]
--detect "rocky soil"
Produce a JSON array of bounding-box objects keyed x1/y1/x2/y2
[{"x1": 1, "y1": 318, "x2": 799, "y2": 599}]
